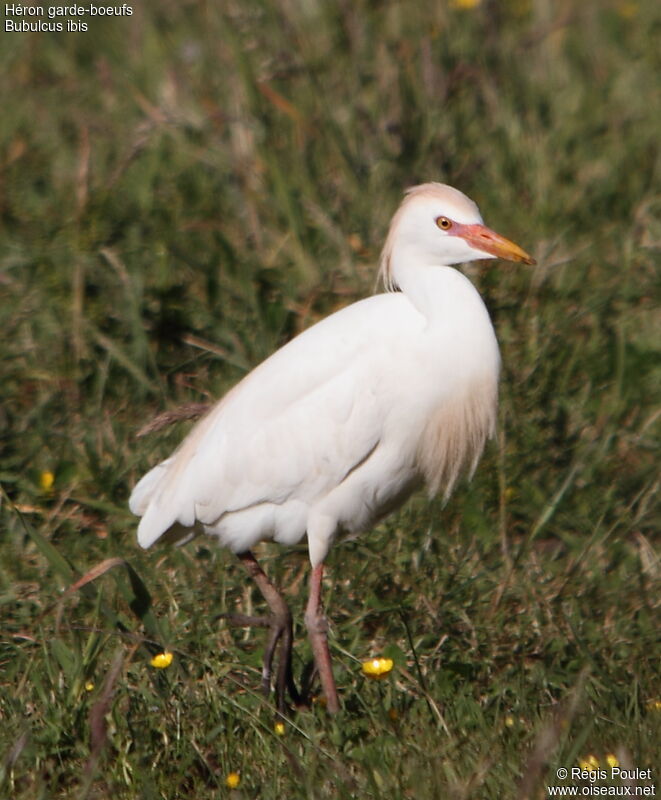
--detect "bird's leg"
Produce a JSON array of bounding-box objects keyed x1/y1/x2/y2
[
  {"x1": 236, "y1": 551, "x2": 301, "y2": 712},
  {"x1": 304, "y1": 563, "x2": 340, "y2": 714}
]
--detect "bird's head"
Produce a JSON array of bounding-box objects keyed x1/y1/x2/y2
[{"x1": 379, "y1": 183, "x2": 535, "y2": 290}]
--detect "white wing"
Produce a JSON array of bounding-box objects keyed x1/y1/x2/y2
[{"x1": 130, "y1": 293, "x2": 424, "y2": 549}]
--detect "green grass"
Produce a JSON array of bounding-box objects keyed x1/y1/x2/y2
[{"x1": 1, "y1": 1, "x2": 659, "y2": 798}]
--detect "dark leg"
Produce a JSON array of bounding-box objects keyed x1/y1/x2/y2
[
  {"x1": 304, "y1": 563, "x2": 340, "y2": 713},
  {"x1": 235, "y1": 551, "x2": 300, "y2": 712}
]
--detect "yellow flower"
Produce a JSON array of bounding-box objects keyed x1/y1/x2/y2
[
  {"x1": 606, "y1": 754, "x2": 619, "y2": 768},
  {"x1": 451, "y1": 0, "x2": 482, "y2": 8},
  {"x1": 504, "y1": 714, "x2": 515, "y2": 727},
  {"x1": 361, "y1": 657, "x2": 394, "y2": 679},
  {"x1": 150, "y1": 651, "x2": 173, "y2": 669},
  {"x1": 616, "y1": 2, "x2": 638, "y2": 18},
  {"x1": 274, "y1": 722, "x2": 285, "y2": 736},
  {"x1": 39, "y1": 470, "x2": 55, "y2": 492},
  {"x1": 578, "y1": 755, "x2": 600, "y2": 771},
  {"x1": 84, "y1": 681, "x2": 95, "y2": 692},
  {"x1": 645, "y1": 699, "x2": 661, "y2": 711},
  {"x1": 225, "y1": 772, "x2": 241, "y2": 789}
]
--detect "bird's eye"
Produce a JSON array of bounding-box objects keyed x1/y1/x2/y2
[{"x1": 436, "y1": 216, "x2": 452, "y2": 231}]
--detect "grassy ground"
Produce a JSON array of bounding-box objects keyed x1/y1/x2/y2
[{"x1": 1, "y1": 1, "x2": 659, "y2": 798}]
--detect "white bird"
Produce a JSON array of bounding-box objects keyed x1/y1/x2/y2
[{"x1": 130, "y1": 183, "x2": 534, "y2": 714}]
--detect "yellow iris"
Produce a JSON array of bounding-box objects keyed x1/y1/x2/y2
[{"x1": 361, "y1": 657, "x2": 394, "y2": 679}]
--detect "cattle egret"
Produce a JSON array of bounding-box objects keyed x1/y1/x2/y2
[{"x1": 130, "y1": 183, "x2": 535, "y2": 714}]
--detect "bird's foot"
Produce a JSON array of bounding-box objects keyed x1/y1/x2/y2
[
  {"x1": 267, "y1": 607, "x2": 306, "y2": 712},
  {"x1": 219, "y1": 612, "x2": 270, "y2": 628},
  {"x1": 222, "y1": 606, "x2": 302, "y2": 713}
]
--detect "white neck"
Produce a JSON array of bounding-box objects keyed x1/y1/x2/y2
[{"x1": 391, "y1": 249, "x2": 484, "y2": 325}]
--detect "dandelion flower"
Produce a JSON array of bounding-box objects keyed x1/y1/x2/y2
[
  {"x1": 605, "y1": 754, "x2": 619, "y2": 768},
  {"x1": 578, "y1": 755, "x2": 600, "y2": 771},
  {"x1": 504, "y1": 714, "x2": 515, "y2": 727},
  {"x1": 150, "y1": 651, "x2": 173, "y2": 669},
  {"x1": 274, "y1": 722, "x2": 285, "y2": 736},
  {"x1": 361, "y1": 657, "x2": 394, "y2": 679},
  {"x1": 645, "y1": 699, "x2": 661, "y2": 712},
  {"x1": 85, "y1": 681, "x2": 95, "y2": 692},
  {"x1": 225, "y1": 772, "x2": 241, "y2": 789},
  {"x1": 39, "y1": 470, "x2": 55, "y2": 493}
]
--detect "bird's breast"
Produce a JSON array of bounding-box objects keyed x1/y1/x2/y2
[
  {"x1": 421, "y1": 323, "x2": 499, "y2": 498},
  {"x1": 381, "y1": 282, "x2": 500, "y2": 501}
]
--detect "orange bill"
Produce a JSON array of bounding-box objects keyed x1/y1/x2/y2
[{"x1": 456, "y1": 223, "x2": 536, "y2": 265}]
